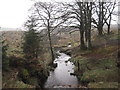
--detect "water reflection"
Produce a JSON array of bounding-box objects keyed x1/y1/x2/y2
[{"x1": 44, "y1": 51, "x2": 78, "y2": 88}]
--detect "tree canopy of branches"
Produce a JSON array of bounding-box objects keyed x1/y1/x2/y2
[
  {"x1": 62, "y1": 0, "x2": 116, "y2": 49},
  {"x1": 31, "y1": 2, "x2": 68, "y2": 63},
  {"x1": 92, "y1": 0, "x2": 116, "y2": 35},
  {"x1": 63, "y1": 1, "x2": 93, "y2": 49},
  {"x1": 27, "y1": 0, "x2": 117, "y2": 53}
]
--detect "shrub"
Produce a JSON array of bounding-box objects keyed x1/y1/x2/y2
[
  {"x1": 18, "y1": 68, "x2": 30, "y2": 83},
  {"x1": 2, "y1": 40, "x2": 9, "y2": 70}
]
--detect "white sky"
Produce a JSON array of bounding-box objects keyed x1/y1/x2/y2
[
  {"x1": 0, "y1": 0, "x2": 118, "y2": 29},
  {"x1": 0, "y1": 0, "x2": 34, "y2": 28}
]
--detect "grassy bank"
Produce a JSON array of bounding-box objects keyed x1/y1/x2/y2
[
  {"x1": 69, "y1": 32, "x2": 119, "y2": 88},
  {"x1": 2, "y1": 31, "x2": 53, "y2": 89}
]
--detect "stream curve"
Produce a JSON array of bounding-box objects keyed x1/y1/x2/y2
[{"x1": 44, "y1": 51, "x2": 78, "y2": 88}]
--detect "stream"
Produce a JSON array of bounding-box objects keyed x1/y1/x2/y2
[{"x1": 44, "y1": 51, "x2": 78, "y2": 88}]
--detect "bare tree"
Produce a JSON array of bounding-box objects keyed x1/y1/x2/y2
[
  {"x1": 83, "y1": 2, "x2": 93, "y2": 49},
  {"x1": 63, "y1": 1, "x2": 93, "y2": 49},
  {"x1": 92, "y1": 0, "x2": 116, "y2": 35},
  {"x1": 92, "y1": 1, "x2": 104, "y2": 36},
  {"x1": 31, "y1": 2, "x2": 68, "y2": 64},
  {"x1": 104, "y1": 1, "x2": 116, "y2": 34}
]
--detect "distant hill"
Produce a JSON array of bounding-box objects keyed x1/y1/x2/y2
[
  {"x1": 0, "y1": 27, "x2": 22, "y2": 31},
  {"x1": 0, "y1": 24, "x2": 117, "y2": 32}
]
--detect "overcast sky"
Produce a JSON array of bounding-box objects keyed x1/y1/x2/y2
[
  {"x1": 0, "y1": 0, "x2": 118, "y2": 29},
  {"x1": 0, "y1": 0, "x2": 34, "y2": 28}
]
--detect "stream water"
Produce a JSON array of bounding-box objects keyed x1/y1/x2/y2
[{"x1": 44, "y1": 51, "x2": 78, "y2": 88}]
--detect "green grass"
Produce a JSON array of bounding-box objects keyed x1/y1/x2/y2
[
  {"x1": 2, "y1": 31, "x2": 76, "y2": 88},
  {"x1": 3, "y1": 80, "x2": 35, "y2": 88},
  {"x1": 88, "y1": 82, "x2": 118, "y2": 88},
  {"x1": 27, "y1": 77, "x2": 38, "y2": 86},
  {"x1": 2, "y1": 68, "x2": 35, "y2": 88},
  {"x1": 69, "y1": 31, "x2": 119, "y2": 88},
  {"x1": 81, "y1": 68, "x2": 118, "y2": 82}
]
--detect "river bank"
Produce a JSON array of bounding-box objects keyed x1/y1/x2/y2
[
  {"x1": 66, "y1": 33, "x2": 119, "y2": 88},
  {"x1": 2, "y1": 31, "x2": 119, "y2": 89},
  {"x1": 2, "y1": 56, "x2": 50, "y2": 89},
  {"x1": 2, "y1": 31, "x2": 53, "y2": 89}
]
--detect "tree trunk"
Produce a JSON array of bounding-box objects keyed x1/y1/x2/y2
[
  {"x1": 88, "y1": 2, "x2": 92, "y2": 49},
  {"x1": 98, "y1": 25, "x2": 103, "y2": 36},
  {"x1": 80, "y1": 30, "x2": 86, "y2": 50},
  {"x1": 77, "y1": 61, "x2": 80, "y2": 71},
  {"x1": 107, "y1": 24, "x2": 110, "y2": 35},
  {"x1": 87, "y1": 27, "x2": 92, "y2": 49},
  {"x1": 48, "y1": 30, "x2": 54, "y2": 62},
  {"x1": 86, "y1": 2, "x2": 92, "y2": 49},
  {"x1": 98, "y1": 2, "x2": 104, "y2": 36},
  {"x1": 107, "y1": 15, "x2": 112, "y2": 35},
  {"x1": 47, "y1": 20, "x2": 55, "y2": 63},
  {"x1": 79, "y1": 2, "x2": 86, "y2": 50}
]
